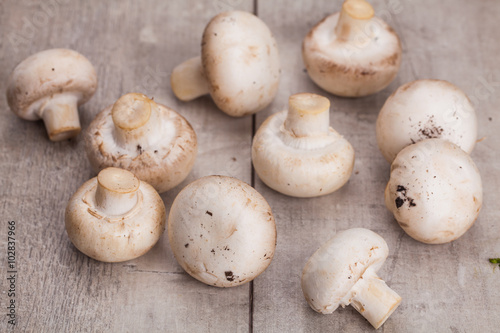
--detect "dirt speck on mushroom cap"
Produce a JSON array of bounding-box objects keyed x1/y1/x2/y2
[
  {"x1": 168, "y1": 175, "x2": 277, "y2": 287},
  {"x1": 385, "y1": 139, "x2": 482, "y2": 244}
]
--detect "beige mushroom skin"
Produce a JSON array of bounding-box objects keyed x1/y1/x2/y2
[
  {"x1": 65, "y1": 167, "x2": 166, "y2": 262},
  {"x1": 301, "y1": 228, "x2": 401, "y2": 329},
  {"x1": 168, "y1": 175, "x2": 276, "y2": 287},
  {"x1": 252, "y1": 93, "x2": 354, "y2": 197},
  {"x1": 85, "y1": 93, "x2": 197, "y2": 193},
  {"x1": 171, "y1": 11, "x2": 280, "y2": 117},
  {"x1": 385, "y1": 139, "x2": 482, "y2": 244},
  {"x1": 376, "y1": 79, "x2": 478, "y2": 163},
  {"x1": 303, "y1": 0, "x2": 401, "y2": 97},
  {"x1": 6, "y1": 48, "x2": 97, "y2": 141}
]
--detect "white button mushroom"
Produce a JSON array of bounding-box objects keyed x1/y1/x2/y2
[
  {"x1": 252, "y1": 93, "x2": 355, "y2": 198},
  {"x1": 301, "y1": 228, "x2": 401, "y2": 329},
  {"x1": 65, "y1": 167, "x2": 166, "y2": 262},
  {"x1": 171, "y1": 11, "x2": 280, "y2": 117},
  {"x1": 168, "y1": 175, "x2": 276, "y2": 287},
  {"x1": 376, "y1": 79, "x2": 478, "y2": 163},
  {"x1": 84, "y1": 93, "x2": 197, "y2": 193},
  {"x1": 6, "y1": 48, "x2": 97, "y2": 141},
  {"x1": 385, "y1": 139, "x2": 482, "y2": 244},
  {"x1": 302, "y1": 0, "x2": 401, "y2": 97}
]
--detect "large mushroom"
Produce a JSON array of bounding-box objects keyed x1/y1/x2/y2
[
  {"x1": 168, "y1": 175, "x2": 276, "y2": 287},
  {"x1": 171, "y1": 11, "x2": 280, "y2": 117},
  {"x1": 376, "y1": 79, "x2": 478, "y2": 163},
  {"x1": 385, "y1": 139, "x2": 482, "y2": 244},
  {"x1": 65, "y1": 167, "x2": 166, "y2": 262},
  {"x1": 301, "y1": 228, "x2": 401, "y2": 329},
  {"x1": 85, "y1": 93, "x2": 197, "y2": 193},
  {"x1": 252, "y1": 93, "x2": 354, "y2": 197},
  {"x1": 6, "y1": 48, "x2": 97, "y2": 141},
  {"x1": 302, "y1": 0, "x2": 401, "y2": 97}
]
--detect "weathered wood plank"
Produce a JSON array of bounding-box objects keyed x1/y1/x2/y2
[
  {"x1": 253, "y1": 0, "x2": 500, "y2": 332},
  {"x1": 0, "y1": 0, "x2": 254, "y2": 332}
]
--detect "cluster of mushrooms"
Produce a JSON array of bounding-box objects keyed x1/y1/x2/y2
[{"x1": 6, "y1": 0, "x2": 484, "y2": 329}]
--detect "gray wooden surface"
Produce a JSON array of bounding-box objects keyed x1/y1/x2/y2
[{"x1": 0, "y1": 0, "x2": 498, "y2": 332}]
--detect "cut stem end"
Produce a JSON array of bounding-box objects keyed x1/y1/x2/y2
[
  {"x1": 284, "y1": 93, "x2": 330, "y2": 137},
  {"x1": 171, "y1": 56, "x2": 210, "y2": 101},
  {"x1": 95, "y1": 167, "x2": 140, "y2": 216},
  {"x1": 41, "y1": 94, "x2": 81, "y2": 141}
]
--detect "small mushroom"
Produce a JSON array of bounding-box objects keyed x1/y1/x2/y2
[
  {"x1": 252, "y1": 93, "x2": 354, "y2": 197},
  {"x1": 301, "y1": 228, "x2": 401, "y2": 329},
  {"x1": 85, "y1": 93, "x2": 197, "y2": 193},
  {"x1": 302, "y1": 0, "x2": 401, "y2": 97},
  {"x1": 65, "y1": 167, "x2": 166, "y2": 262},
  {"x1": 168, "y1": 175, "x2": 276, "y2": 287},
  {"x1": 171, "y1": 11, "x2": 280, "y2": 117},
  {"x1": 6, "y1": 48, "x2": 97, "y2": 141},
  {"x1": 385, "y1": 139, "x2": 482, "y2": 244},
  {"x1": 376, "y1": 79, "x2": 478, "y2": 163}
]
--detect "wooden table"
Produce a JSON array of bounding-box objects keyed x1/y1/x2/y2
[{"x1": 1, "y1": 1, "x2": 498, "y2": 332}]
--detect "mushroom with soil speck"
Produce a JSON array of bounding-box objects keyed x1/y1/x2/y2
[
  {"x1": 301, "y1": 228, "x2": 401, "y2": 329},
  {"x1": 6, "y1": 48, "x2": 97, "y2": 141},
  {"x1": 168, "y1": 175, "x2": 276, "y2": 287},
  {"x1": 171, "y1": 11, "x2": 280, "y2": 117},
  {"x1": 65, "y1": 167, "x2": 166, "y2": 262},
  {"x1": 252, "y1": 93, "x2": 354, "y2": 197},
  {"x1": 302, "y1": 0, "x2": 401, "y2": 97},
  {"x1": 84, "y1": 93, "x2": 197, "y2": 193},
  {"x1": 376, "y1": 79, "x2": 478, "y2": 163},
  {"x1": 385, "y1": 139, "x2": 482, "y2": 244}
]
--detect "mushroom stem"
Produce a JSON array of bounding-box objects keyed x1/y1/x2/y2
[
  {"x1": 335, "y1": 0, "x2": 375, "y2": 42},
  {"x1": 112, "y1": 93, "x2": 162, "y2": 149},
  {"x1": 344, "y1": 268, "x2": 401, "y2": 329},
  {"x1": 284, "y1": 93, "x2": 330, "y2": 137},
  {"x1": 40, "y1": 94, "x2": 81, "y2": 141},
  {"x1": 171, "y1": 56, "x2": 210, "y2": 101},
  {"x1": 95, "y1": 168, "x2": 140, "y2": 216}
]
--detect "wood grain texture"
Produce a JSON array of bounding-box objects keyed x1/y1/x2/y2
[
  {"x1": 0, "y1": 0, "x2": 254, "y2": 332},
  {"x1": 0, "y1": 0, "x2": 499, "y2": 332},
  {"x1": 254, "y1": 0, "x2": 500, "y2": 332}
]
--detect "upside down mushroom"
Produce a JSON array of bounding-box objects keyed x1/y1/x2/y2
[
  {"x1": 6, "y1": 48, "x2": 97, "y2": 141},
  {"x1": 376, "y1": 79, "x2": 478, "y2": 163},
  {"x1": 168, "y1": 175, "x2": 276, "y2": 287},
  {"x1": 65, "y1": 167, "x2": 166, "y2": 262},
  {"x1": 385, "y1": 139, "x2": 482, "y2": 244},
  {"x1": 85, "y1": 93, "x2": 197, "y2": 193},
  {"x1": 252, "y1": 93, "x2": 354, "y2": 197},
  {"x1": 301, "y1": 228, "x2": 401, "y2": 329},
  {"x1": 171, "y1": 11, "x2": 280, "y2": 117},
  {"x1": 302, "y1": 0, "x2": 401, "y2": 97}
]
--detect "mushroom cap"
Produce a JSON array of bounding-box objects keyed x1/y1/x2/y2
[
  {"x1": 6, "y1": 48, "x2": 97, "y2": 120},
  {"x1": 252, "y1": 111, "x2": 354, "y2": 197},
  {"x1": 301, "y1": 228, "x2": 389, "y2": 314},
  {"x1": 376, "y1": 79, "x2": 477, "y2": 163},
  {"x1": 302, "y1": 13, "x2": 401, "y2": 97},
  {"x1": 168, "y1": 175, "x2": 276, "y2": 287},
  {"x1": 201, "y1": 11, "x2": 280, "y2": 116},
  {"x1": 65, "y1": 170, "x2": 166, "y2": 262},
  {"x1": 84, "y1": 101, "x2": 197, "y2": 193},
  {"x1": 385, "y1": 139, "x2": 482, "y2": 244}
]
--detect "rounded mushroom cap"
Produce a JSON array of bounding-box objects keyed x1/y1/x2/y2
[
  {"x1": 202, "y1": 11, "x2": 280, "y2": 116},
  {"x1": 168, "y1": 175, "x2": 276, "y2": 287},
  {"x1": 385, "y1": 139, "x2": 482, "y2": 244},
  {"x1": 376, "y1": 79, "x2": 478, "y2": 163},
  {"x1": 252, "y1": 111, "x2": 354, "y2": 198},
  {"x1": 301, "y1": 228, "x2": 389, "y2": 314},
  {"x1": 84, "y1": 96, "x2": 197, "y2": 193},
  {"x1": 302, "y1": 12, "x2": 401, "y2": 97},
  {"x1": 6, "y1": 48, "x2": 97, "y2": 120},
  {"x1": 65, "y1": 168, "x2": 166, "y2": 262}
]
